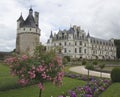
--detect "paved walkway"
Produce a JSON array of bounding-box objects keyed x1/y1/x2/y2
[{"x1": 69, "y1": 66, "x2": 110, "y2": 78}]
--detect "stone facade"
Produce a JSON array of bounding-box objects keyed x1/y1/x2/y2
[
  {"x1": 16, "y1": 8, "x2": 40, "y2": 55},
  {"x1": 47, "y1": 25, "x2": 116, "y2": 60}
]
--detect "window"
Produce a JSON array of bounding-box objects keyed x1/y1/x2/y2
[
  {"x1": 79, "y1": 41, "x2": 82, "y2": 45},
  {"x1": 64, "y1": 48, "x2": 67, "y2": 53},
  {"x1": 64, "y1": 42, "x2": 66, "y2": 46},
  {"x1": 69, "y1": 42, "x2": 71, "y2": 45},
  {"x1": 59, "y1": 43, "x2": 61, "y2": 46},
  {"x1": 84, "y1": 49, "x2": 86, "y2": 54},
  {"x1": 75, "y1": 41, "x2": 77, "y2": 45},
  {"x1": 75, "y1": 48, "x2": 77, "y2": 53},
  {"x1": 79, "y1": 47, "x2": 82, "y2": 53}
]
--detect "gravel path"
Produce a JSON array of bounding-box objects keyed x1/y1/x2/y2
[{"x1": 69, "y1": 66, "x2": 110, "y2": 78}]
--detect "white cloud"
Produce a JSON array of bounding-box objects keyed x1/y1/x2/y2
[{"x1": 0, "y1": 0, "x2": 120, "y2": 51}]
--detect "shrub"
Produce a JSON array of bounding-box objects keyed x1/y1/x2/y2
[
  {"x1": 64, "y1": 56, "x2": 70, "y2": 62},
  {"x1": 85, "y1": 64, "x2": 94, "y2": 70},
  {"x1": 111, "y1": 67, "x2": 120, "y2": 82},
  {"x1": 92, "y1": 60, "x2": 98, "y2": 65},
  {"x1": 82, "y1": 59, "x2": 87, "y2": 65},
  {"x1": 62, "y1": 57, "x2": 68, "y2": 65}
]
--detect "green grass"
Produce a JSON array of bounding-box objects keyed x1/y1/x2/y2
[
  {"x1": 99, "y1": 83, "x2": 120, "y2": 97},
  {"x1": 0, "y1": 63, "x2": 18, "y2": 91},
  {"x1": 0, "y1": 77, "x2": 86, "y2": 97}
]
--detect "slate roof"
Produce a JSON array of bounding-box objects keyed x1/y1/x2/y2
[
  {"x1": 17, "y1": 8, "x2": 37, "y2": 28},
  {"x1": 21, "y1": 14, "x2": 36, "y2": 28}
]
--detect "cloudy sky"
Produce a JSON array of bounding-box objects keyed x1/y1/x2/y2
[{"x1": 0, "y1": 0, "x2": 120, "y2": 52}]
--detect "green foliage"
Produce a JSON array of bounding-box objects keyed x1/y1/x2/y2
[
  {"x1": 34, "y1": 45, "x2": 56, "y2": 64},
  {"x1": 64, "y1": 56, "x2": 70, "y2": 62},
  {"x1": 111, "y1": 67, "x2": 120, "y2": 82},
  {"x1": 114, "y1": 39, "x2": 120, "y2": 59},
  {"x1": 62, "y1": 57, "x2": 68, "y2": 65},
  {"x1": 92, "y1": 60, "x2": 98, "y2": 65},
  {"x1": 82, "y1": 59, "x2": 87, "y2": 65},
  {"x1": 99, "y1": 64, "x2": 105, "y2": 69},
  {"x1": 85, "y1": 64, "x2": 94, "y2": 70}
]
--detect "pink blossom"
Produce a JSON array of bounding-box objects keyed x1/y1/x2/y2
[
  {"x1": 41, "y1": 72, "x2": 47, "y2": 79},
  {"x1": 28, "y1": 71, "x2": 36, "y2": 79},
  {"x1": 18, "y1": 79, "x2": 28, "y2": 85},
  {"x1": 38, "y1": 82, "x2": 44, "y2": 90},
  {"x1": 36, "y1": 65, "x2": 45, "y2": 73},
  {"x1": 21, "y1": 55, "x2": 28, "y2": 61}
]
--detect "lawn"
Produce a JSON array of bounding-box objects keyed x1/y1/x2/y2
[
  {"x1": 0, "y1": 62, "x2": 86, "y2": 97},
  {"x1": 99, "y1": 83, "x2": 120, "y2": 97},
  {"x1": 0, "y1": 63, "x2": 18, "y2": 91},
  {"x1": 0, "y1": 77, "x2": 86, "y2": 97}
]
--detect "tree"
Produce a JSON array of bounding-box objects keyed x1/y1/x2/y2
[
  {"x1": 99, "y1": 64, "x2": 105, "y2": 78},
  {"x1": 85, "y1": 64, "x2": 94, "y2": 81},
  {"x1": 5, "y1": 45, "x2": 64, "y2": 97}
]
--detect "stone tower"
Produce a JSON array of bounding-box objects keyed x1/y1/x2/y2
[{"x1": 16, "y1": 8, "x2": 40, "y2": 55}]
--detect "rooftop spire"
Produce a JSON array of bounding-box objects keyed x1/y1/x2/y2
[
  {"x1": 17, "y1": 13, "x2": 24, "y2": 22},
  {"x1": 50, "y1": 30, "x2": 53, "y2": 38},
  {"x1": 29, "y1": 7, "x2": 33, "y2": 15},
  {"x1": 87, "y1": 31, "x2": 90, "y2": 38}
]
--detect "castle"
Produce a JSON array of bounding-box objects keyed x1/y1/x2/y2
[
  {"x1": 15, "y1": 8, "x2": 116, "y2": 60},
  {"x1": 46, "y1": 25, "x2": 116, "y2": 60},
  {"x1": 16, "y1": 8, "x2": 40, "y2": 55}
]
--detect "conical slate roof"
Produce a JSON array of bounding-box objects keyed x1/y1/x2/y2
[
  {"x1": 17, "y1": 15, "x2": 24, "y2": 22},
  {"x1": 22, "y1": 14, "x2": 36, "y2": 28},
  {"x1": 18, "y1": 8, "x2": 37, "y2": 28}
]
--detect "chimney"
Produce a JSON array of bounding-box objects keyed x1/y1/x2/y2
[{"x1": 34, "y1": 12, "x2": 39, "y2": 27}]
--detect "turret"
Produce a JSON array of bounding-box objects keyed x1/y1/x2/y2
[
  {"x1": 17, "y1": 14, "x2": 24, "y2": 29},
  {"x1": 34, "y1": 12, "x2": 39, "y2": 27}
]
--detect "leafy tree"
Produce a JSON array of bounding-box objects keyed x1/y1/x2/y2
[
  {"x1": 5, "y1": 45, "x2": 64, "y2": 97},
  {"x1": 85, "y1": 64, "x2": 94, "y2": 81},
  {"x1": 99, "y1": 64, "x2": 105, "y2": 78}
]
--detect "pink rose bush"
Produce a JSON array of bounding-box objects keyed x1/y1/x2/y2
[{"x1": 5, "y1": 55, "x2": 64, "y2": 97}]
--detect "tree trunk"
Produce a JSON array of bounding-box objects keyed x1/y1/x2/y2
[
  {"x1": 39, "y1": 89, "x2": 42, "y2": 97},
  {"x1": 88, "y1": 70, "x2": 89, "y2": 81},
  {"x1": 100, "y1": 71, "x2": 102, "y2": 78}
]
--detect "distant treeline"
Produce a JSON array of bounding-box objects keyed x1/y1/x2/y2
[{"x1": 114, "y1": 39, "x2": 120, "y2": 59}]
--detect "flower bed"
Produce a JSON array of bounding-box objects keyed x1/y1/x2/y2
[{"x1": 59, "y1": 73, "x2": 111, "y2": 97}]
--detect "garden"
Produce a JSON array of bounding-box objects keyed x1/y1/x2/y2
[{"x1": 0, "y1": 46, "x2": 120, "y2": 97}]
